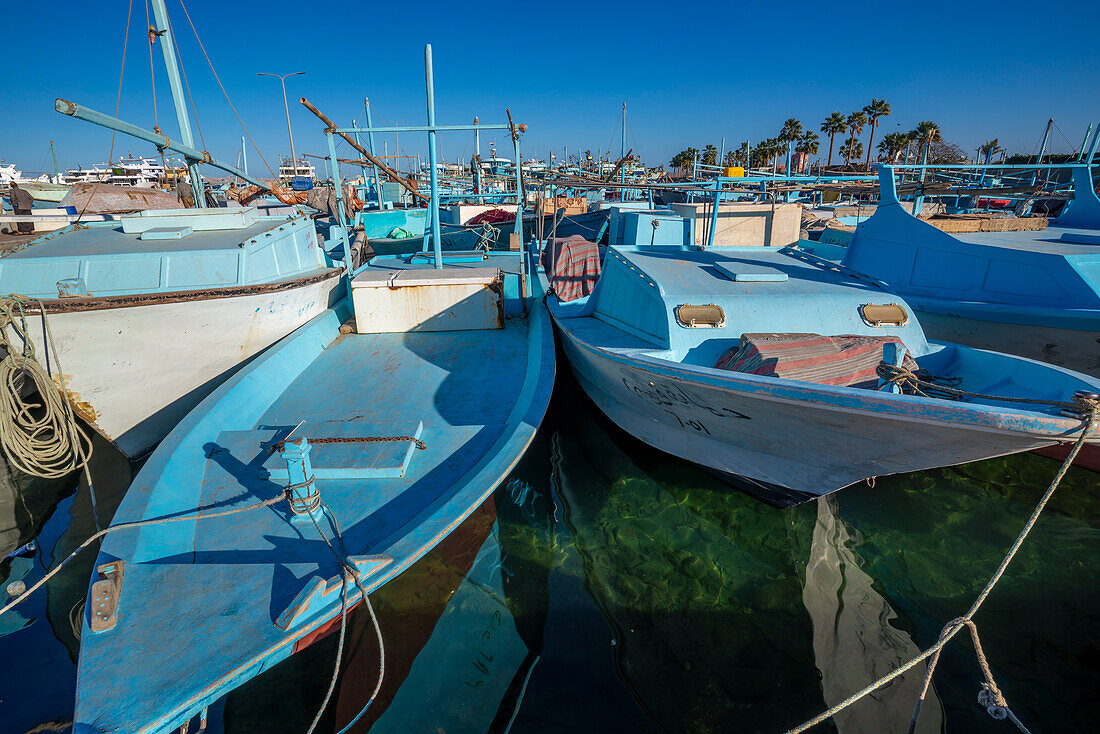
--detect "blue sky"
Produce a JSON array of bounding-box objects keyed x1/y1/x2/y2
[{"x1": 3, "y1": 0, "x2": 1098, "y2": 173}]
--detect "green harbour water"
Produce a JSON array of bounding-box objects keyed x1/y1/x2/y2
[{"x1": 1, "y1": 374, "x2": 1097, "y2": 733}]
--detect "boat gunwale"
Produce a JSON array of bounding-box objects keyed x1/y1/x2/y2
[{"x1": 15, "y1": 267, "x2": 343, "y2": 314}]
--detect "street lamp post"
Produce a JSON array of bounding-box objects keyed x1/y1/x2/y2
[{"x1": 257, "y1": 71, "x2": 305, "y2": 177}]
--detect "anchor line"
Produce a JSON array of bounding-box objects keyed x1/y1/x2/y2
[
  {"x1": 783, "y1": 403, "x2": 1095, "y2": 734},
  {"x1": 0, "y1": 493, "x2": 286, "y2": 618},
  {"x1": 304, "y1": 500, "x2": 386, "y2": 734}
]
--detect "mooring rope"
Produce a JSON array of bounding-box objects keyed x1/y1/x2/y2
[
  {"x1": 304, "y1": 500, "x2": 387, "y2": 734},
  {"x1": 785, "y1": 399, "x2": 1096, "y2": 733},
  {"x1": 878, "y1": 362, "x2": 1098, "y2": 412},
  {"x1": 0, "y1": 296, "x2": 94, "y2": 480}
]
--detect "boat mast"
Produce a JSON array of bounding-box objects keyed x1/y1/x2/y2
[
  {"x1": 620, "y1": 102, "x2": 626, "y2": 191},
  {"x1": 49, "y1": 140, "x2": 59, "y2": 180},
  {"x1": 149, "y1": 0, "x2": 204, "y2": 205},
  {"x1": 425, "y1": 44, "x2": 443, "y2": 269}
]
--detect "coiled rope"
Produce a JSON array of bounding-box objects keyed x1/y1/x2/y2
[
  {"x1": 0, "y1": 296, "x2": 94, "y2": 480},
  {"x1": 785, "y1": 396, "x2": 1097, "y2": 733}
]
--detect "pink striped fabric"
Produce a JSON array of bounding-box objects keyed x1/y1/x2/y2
[
  {"x1": 715, "y1": 333, "x2": 918, "y2": 389},
  {"x1": 545, "y1": 235, "x2": 601, "y2": 302}
]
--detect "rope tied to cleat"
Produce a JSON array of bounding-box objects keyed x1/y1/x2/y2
[
  {"x1": 784, "y1": 399, "x2": 1096, "y2": 734},
  {"x1": 877, "y1": 361, "x2": 1100, "y2": 415}
]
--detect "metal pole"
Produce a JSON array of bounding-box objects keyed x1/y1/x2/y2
[
  {"x1": 257, "y1": 72, "x2": 304, "y2": 178},
  {"x1": 1034, "y1": 117, "x2": 1053, "y2": 184},
  {"x1": 364, "y1": 99, "x2": 384, "y2": 209},
  {"x1": 326, "y1": 130, "x2": 354, "y2": 299},
  {"x1": 1077, "y1": 123, "x2": 1094, "y2": 163},
  {"x1": 241, "y1": 136, "x2": 247, "y2": 176},
  {"x1": 351, "y1": 118, "x2": 370, "y2": 209},
  {"x1": 424, "y1": 45, "x2": 443, "y2": 269},
  {"x1": 149, "y1": 0, "x2": 203, "y2": 205},
  {"x1": 1085, "y1": 124, "x2": 1100, "y2": 165},
  {"x1": 619, "y1": 102, "x2": 626, "y2": 191}
]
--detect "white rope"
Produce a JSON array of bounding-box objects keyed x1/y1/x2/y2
[
  {"x1": 0, "y1": 296, "x2": 93, "y2": 479},
  {"x1": 785, "y1": 406, "x2": 1095, "y2": 733}
]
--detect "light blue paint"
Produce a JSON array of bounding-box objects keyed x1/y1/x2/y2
[
  {"x1": 0, "y1": 212, "x2": 331, "y2": 298},
  {"x1": 840, "y1": 165, "x2": 1100, "y2": 332},
  {"x1": 544, "y1": 233, "x2": 1100, "y2": 504},
  {"x1": 73, "y1": 249, "x2": 555, "y2": 732}
]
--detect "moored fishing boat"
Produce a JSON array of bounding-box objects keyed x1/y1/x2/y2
[
  {"x1": 71, "y1": 44, "x2": 555, "y2": 732},
  {"x1": 16, "y1": 180, "x2": 70, "y2": 203},
  {"x1": 827, "y1": 164, "x2": 1100, "y2": 376},
  {"x1": 0, "y1": 1, "x2": 342, "y2": 458},
  {"x1": 544, "y1": 209, "x2": 1099, "y2": 505}
]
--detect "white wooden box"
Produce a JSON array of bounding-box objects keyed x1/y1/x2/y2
[{"x1": 351, "y1": 266, "x2": 503, "y2": 333}]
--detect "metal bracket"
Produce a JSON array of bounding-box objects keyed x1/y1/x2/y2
[{"x1": 89, "y1": 560, "x2": 125, "y2": 632}]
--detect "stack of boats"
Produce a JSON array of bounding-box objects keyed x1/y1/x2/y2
[{"x1": 0, "y1": 3, "x2": 1097, "y2": 727}]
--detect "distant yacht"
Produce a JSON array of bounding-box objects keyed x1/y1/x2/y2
[
  {"x1": 278, "y1": 156, "x2": 314, "y2": 181},
  {"x1": 0, "y1": 163, "x2": 22, "y2": 185},
  {"x1": 61, "y1": 154, "x2": 186, "y2": 187}
]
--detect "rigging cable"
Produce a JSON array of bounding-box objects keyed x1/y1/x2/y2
[{"x1": 75, "y1": 0, "x2": 134, "y2": 226}]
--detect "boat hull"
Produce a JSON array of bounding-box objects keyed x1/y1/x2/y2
[
  {"x1": 554, "y1": 321, "x2": 1094, "y2": 504},
  {"x1": 12, "y1": 270, "x2": 342, "y2": 457},
  {"x1": 18, "y1": 181, "x2": 69, "y2": 203},
  {"x1": 915, "y1": 310, "x2": 1100, "y2": 377}
]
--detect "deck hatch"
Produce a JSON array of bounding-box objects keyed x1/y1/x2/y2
[
  {"x1": 859, "y1": 303, "x2": 908, "y2": 326},
  {"x1": 675, "y1": 303, "x2": 725, "y2": 328}
]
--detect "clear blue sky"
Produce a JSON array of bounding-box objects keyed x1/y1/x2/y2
[{"x1": 3, "y1": 0, "x2": 1098, "y2": 174}]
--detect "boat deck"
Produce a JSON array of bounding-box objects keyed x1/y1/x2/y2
[
  {"x1": 951, "y1": 225, "x2": 1100, "y2": 253},
  {"x1": 75, "y1": 303, "x2": 542, "y2": 731}
]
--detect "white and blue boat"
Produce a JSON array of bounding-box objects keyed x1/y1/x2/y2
[
  {"x1": 0, "y1": 3, "x2": 343, "y2": 458},
  {"x1": 72, "y1": 45, "x2": 555, "y2": 732},
  {"x1": 818, "y1": 164, "x2": 1100, "y2": 376},
  {"x1": 545, "y1": 207, "x2": 1099, "y2": 505}
]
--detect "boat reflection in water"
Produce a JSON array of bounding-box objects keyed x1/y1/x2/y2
[{"x1": 800, "y1": 495, "x2": 943, "y2": 733}]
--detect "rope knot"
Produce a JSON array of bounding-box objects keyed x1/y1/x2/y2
[{"x1": 977, "y1": 684, "x2": 1009, "y2": 720}]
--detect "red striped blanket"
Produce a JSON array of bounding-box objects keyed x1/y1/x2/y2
[
  {"x1": 544, "y1": 235, "x2": 601, "y2": 302},
  {"x1": 715, "y1": 333, "x2": 918, "y2": 389}
]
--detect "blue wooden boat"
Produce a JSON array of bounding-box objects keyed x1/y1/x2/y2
[
  {"x1": 826, "y1": 165, "x2": 1100, "y2": 376},
  {"x1": 73, "y1": 44, "x2": 555, "y2": 733},
  {"x1": 73, "y1": 246, "x2": 553, "y2": 731},
  {"x1": 544, "y1": 215, "x2": 1100, "y2": 505}
]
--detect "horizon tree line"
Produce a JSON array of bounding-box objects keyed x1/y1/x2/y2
[{"x1": 668, "y1": 99, "x2": 1000, "y2": 173}]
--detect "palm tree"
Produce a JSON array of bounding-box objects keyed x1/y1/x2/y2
[
  {"x1": 877, "y1": 132, "x2": 909, "y2": 163},
  {"x1": 778, "y1": 118, "x2": 804, "y2": 173},
  {"x1": 795, "y1": 131, "x2": 819, "y2": 172},
  {"x1": 845, "y1": 111, "x2": 867, "y2": 166},
  {"x1": 862, "y1": 98, "x2": 891, "y2": 168},
  {"x1": 820, "y1": 112, "x2": 847, "y2": 167},
  {"x1": 840, "y1": 136, "x2": 863, "y2": 164},
  {"x1": 978, "y1": 138, "x2": 1004, "y2": 164},
  {"x1": 912, "y1": 120, "x2": 942, "y2": 163}
]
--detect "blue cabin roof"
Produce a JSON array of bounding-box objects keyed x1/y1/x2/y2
[
  {"x1": 584, "y1": 245, "x2": 932, "y2": 368},
  {"x1": 0, "y1": 207, "x2": 330, "y2": 299}
]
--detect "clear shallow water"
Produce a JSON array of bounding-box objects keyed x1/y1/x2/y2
[{"x1": 1, "y1": 374, "x2": 1098, "y2": 733}]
